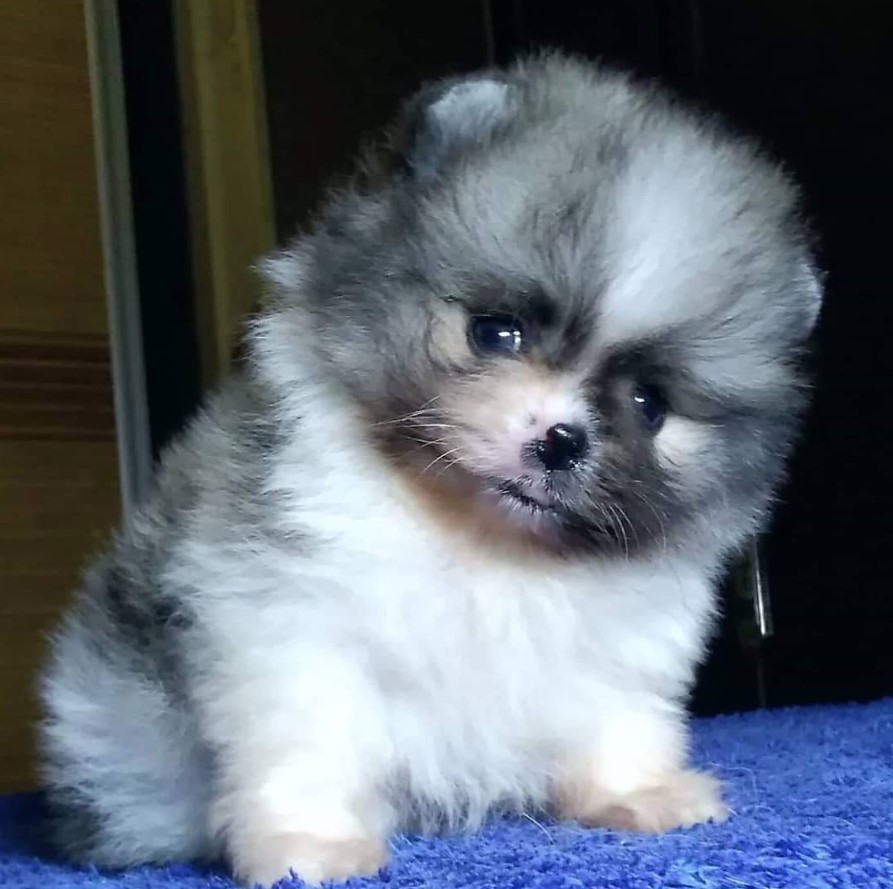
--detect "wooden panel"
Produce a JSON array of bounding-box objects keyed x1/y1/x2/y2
[
  {"x1": 0, "y1": 1, "x2": 120, "y2": 791},
  {"x1": 0, "y1": 3, "x2": 107, "y2": 336},
  {"x1": 0, "y1": 439, "x2": 119, "y2": 793},
  {"x1": 0, "y1": 331, "x2": 115, "y2": 440}
]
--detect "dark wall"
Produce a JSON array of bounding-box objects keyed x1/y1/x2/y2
[
  {"x1": 258, "y1": 0, "x2": 491, "y2": 241},
  {"x1": 118, "y1": 0, "x2": 202, "y2": 457}
]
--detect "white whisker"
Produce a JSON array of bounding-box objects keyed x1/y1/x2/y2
[
  {"x1": 420, "y1": 446, "x2": 464, "y2": 476},
  {"x1": 370, "y1": 395, "x2": 443, "y2": 428}
]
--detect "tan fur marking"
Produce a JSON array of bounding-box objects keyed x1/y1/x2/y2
[
  {"x1": 554, "y1": 769, "x2": 728, "y2": 834},
  {"x1": 231, "y1": 832, "x2": 387, "y2": 888}
]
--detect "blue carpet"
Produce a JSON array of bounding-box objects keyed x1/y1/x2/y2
[{"x1": 2, "y1": 699, "x2": 892, "y2": 888}]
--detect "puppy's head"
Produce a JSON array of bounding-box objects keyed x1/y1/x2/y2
[{"x1": 261, "y1": 54, "x2": 822, "y2": 557}]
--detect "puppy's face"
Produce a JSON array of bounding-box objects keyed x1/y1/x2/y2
[{"x1": 275, "y1": 57, "x2": 821, "y2": 557}]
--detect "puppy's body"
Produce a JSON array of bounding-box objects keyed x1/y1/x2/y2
[{"x1": 40, "y1": 55, "x2": 820, "y2": 886}]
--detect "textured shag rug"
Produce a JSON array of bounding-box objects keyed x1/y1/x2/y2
[{"x1": 2, "y1": 698, "x2": 891, "y2": 888}]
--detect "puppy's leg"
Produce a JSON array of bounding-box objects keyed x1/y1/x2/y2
[
  {"x1": 214, "y1": 771, "x2": 390, "y2": 888},
  {"x1": 553, "y1": 699, "x2": 727, "y2": 833},
  {"x1": 199, "y1": 650, "x2": 392, "y2": 887}
]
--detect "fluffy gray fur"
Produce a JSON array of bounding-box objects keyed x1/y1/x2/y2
[{"x1": 38, "y1": 54, "x2": 821, "y2": 886}]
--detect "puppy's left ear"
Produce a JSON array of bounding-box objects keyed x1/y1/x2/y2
[{"x1": 395, "y1": 73, "x2": 519, "y2": 179}]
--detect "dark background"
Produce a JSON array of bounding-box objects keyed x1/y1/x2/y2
[{"x1": 128, "y1": 0, "x2": 893, "y2": 715}]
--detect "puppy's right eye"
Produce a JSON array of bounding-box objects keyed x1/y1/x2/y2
[{"x1": 470, "y1": 315, "x2": 524, "y2": 355}]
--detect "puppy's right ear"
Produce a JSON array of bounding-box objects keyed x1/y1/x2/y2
[{"x1": 394, "y1": 73, "x2": 519, "y2": 180}]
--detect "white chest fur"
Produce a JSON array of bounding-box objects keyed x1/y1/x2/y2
[{"x1": 177, "y1": 413, "x2": 716, "y2": 836}]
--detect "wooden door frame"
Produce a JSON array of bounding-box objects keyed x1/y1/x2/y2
[{"x1": 173, "y1": 0, "x2": 276, "y2": 387}]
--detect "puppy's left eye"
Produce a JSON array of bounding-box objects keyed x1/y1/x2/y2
[
  {"x1": 470, "y1": 315, "x2": 524, "y2": 355},
  {"x1": 633, "y1": 383, "x2": 668, "y2": 432}
]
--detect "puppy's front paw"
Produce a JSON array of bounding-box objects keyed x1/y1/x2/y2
[
  {"x1": 231, "y1": 832, "x2": 387, "y2": 887},
  {"x1": 562, "y1": 770, "x2": 728, "y2": 834}
]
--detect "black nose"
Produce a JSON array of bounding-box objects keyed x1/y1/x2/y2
[{"x1": 536, "y1": 423, "x2": 588, "y2": 471}]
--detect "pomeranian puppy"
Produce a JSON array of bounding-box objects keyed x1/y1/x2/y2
[{"x1": 39, "y1": 54, "x2": 821, "y2": 886}]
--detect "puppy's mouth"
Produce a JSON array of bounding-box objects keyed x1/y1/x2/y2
[{"x1": 491, "y1": 479, "x2": 557, "y2": 514}]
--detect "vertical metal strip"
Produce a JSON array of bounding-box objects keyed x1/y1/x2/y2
[
  {"x1": 749, "y1": 539, "x2": 774, "y2": 709},
  {"x1": 83, "y1": 0, "x2": 154, "y2": 518},
  {"x1": 750, "y1": 540, "x2": 775, "y2": 641}
]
